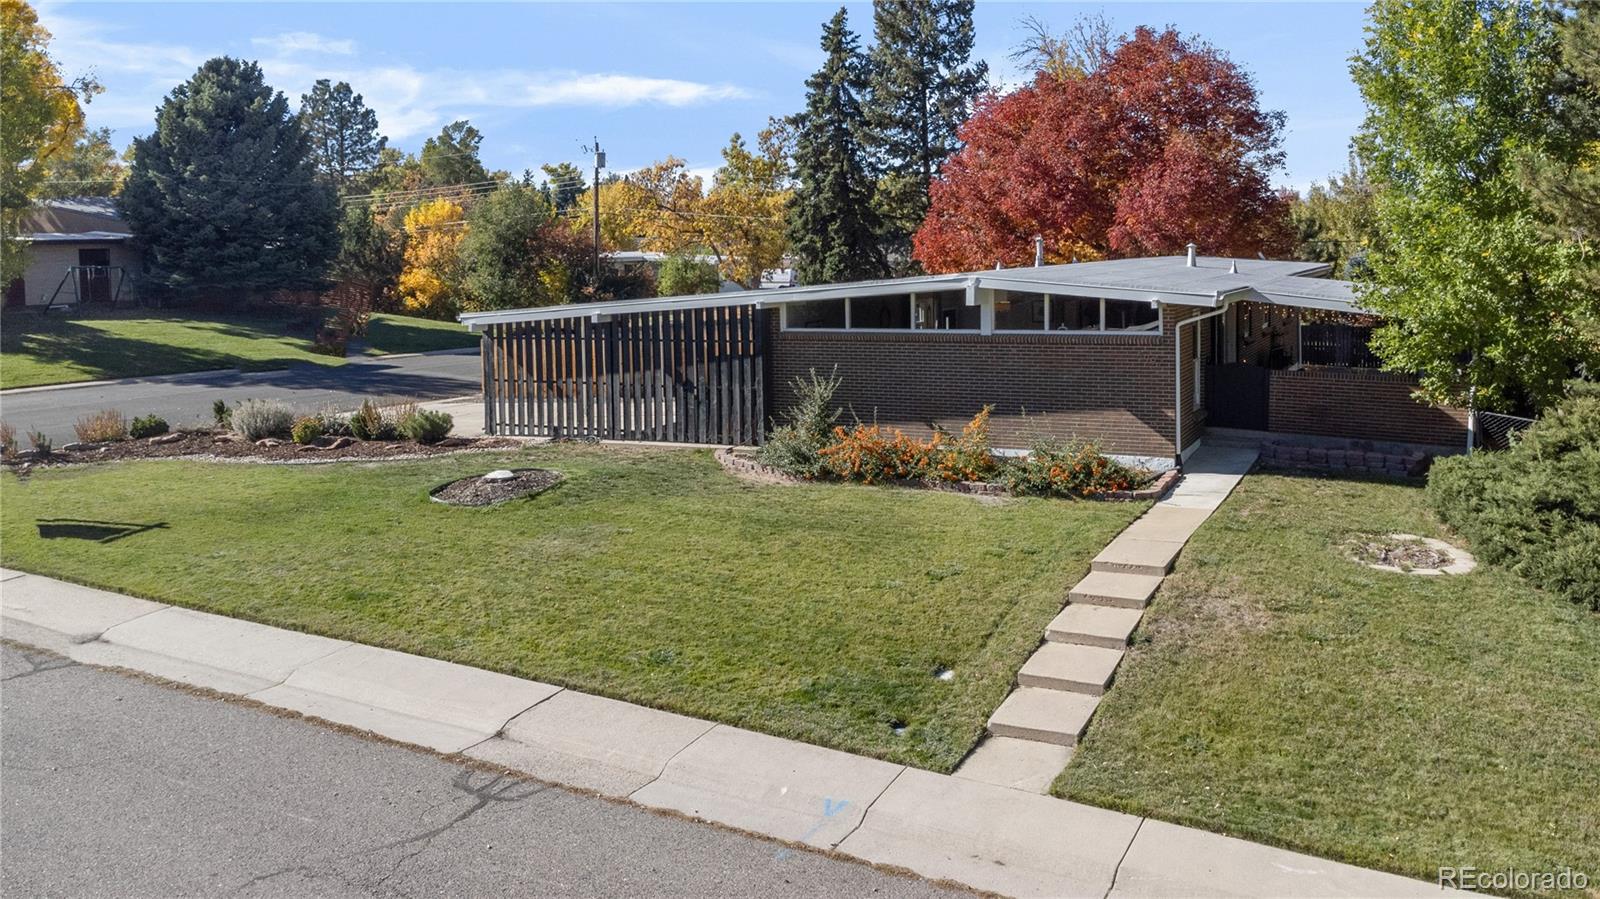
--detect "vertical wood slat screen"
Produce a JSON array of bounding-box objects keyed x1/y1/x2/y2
[{"x1": 481, "y1": 307, "x2": 766, "y2": 445}]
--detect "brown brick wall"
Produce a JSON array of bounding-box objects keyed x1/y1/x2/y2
[
  {"x1": 1268, "y1": 367, "x2": 1468, "y2": 448},
  {"x1": 768, "y1": 305, "x2": 1205, "y2": 457}
]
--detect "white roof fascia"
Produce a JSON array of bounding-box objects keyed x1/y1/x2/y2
[
  {"x1": 458, "y1": 275, "x2": 974, "y2": 330},
  {"x1": 1256, "y1": 291, "x2": 1367, "y2": 314},
  {"x1": 974, "y1": 274, "x2": 1227, "y2": 308}
]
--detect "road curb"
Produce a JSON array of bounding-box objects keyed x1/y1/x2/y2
[
  {"x1": 0, "y1": 569, "x2": 1452, "y2": 899},
  {"x1": 0, "y1": 367, "x2": 246, "y2": 395}
]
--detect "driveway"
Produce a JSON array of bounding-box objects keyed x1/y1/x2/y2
[
  {"x1": 0, "y1": 643, "x2": 959, "y2": 898},
  {"x1": 0, "y1": 350, "x2": 481, "y2": 445}
]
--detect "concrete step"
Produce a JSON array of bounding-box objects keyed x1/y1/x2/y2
[
  {"x1": 1045, "y1": 604, "x2": 1145, "y2": 648},
  {"x1": 987, "y1": 687, "x2": 1100, "y2": 746},
  {"x1": 1017, "y1": 642, "x2": 1124, "y2": 695},
  {"x1": 1067, "y1": 570, "x2": 1164, "y2": 610},
  {"x1": 1091, "y1": 535, "x2": 1183, "y2": 577},
  {"x1": 1117, "y1": 505, "x2": 1213, "y2": 544}
]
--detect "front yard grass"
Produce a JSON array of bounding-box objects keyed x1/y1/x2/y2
[
  {"x1": 0, "y1": 310, "x2": 474, "y2": 389},
  {"x1": 0, "y1": 444, "x2": 1144, "y2": 771},
  {"x1": 1057, "y1": 472, "x2": 1599, "y2": 894}
]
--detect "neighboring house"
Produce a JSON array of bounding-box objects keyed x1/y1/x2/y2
[
  {"x1": 461, "y1": 248, "x2": 1467, "y2": 467},
  {"x1": 6, "y1": 197, "x2": 140, "y2": 309},
  {"x1": 605, "y1": 250, "x2": 797, "y2": 292}
]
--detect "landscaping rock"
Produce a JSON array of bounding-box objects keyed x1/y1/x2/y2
[
  {"x1": 255, "y1": 438, "x2": 284, "y2": 448},
  {"x1": 437, "y1": 436, "x2": 472, "y2": 447},
  {"x1": 61, "y1": 442, "x2": 100, "y2": 452},
  {"x1": 149, "y1": 432, "x2": 185, "y2": 445},
  {"x1": 325, "y1": 436, "x2": 356, "y2": 450}
]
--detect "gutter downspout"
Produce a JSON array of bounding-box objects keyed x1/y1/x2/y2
[{"x1": 1174, "y1": 303, "x2": 1231, "y2": 467}]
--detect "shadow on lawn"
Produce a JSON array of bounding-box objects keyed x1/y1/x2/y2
[
  {"x1": 0, "y1": 313, "x2": 331, "y2": 385},
  {"x1": 36, "y1": 518, "x2": 169, "y2": 543}
]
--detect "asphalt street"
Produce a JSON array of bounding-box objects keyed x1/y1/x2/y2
[
  {"x1": 0, "y1": 350, "x2": 482, "y2": 445},
  {"x1": 0, "y1": 643, "x2": 961, "y2": 898}
]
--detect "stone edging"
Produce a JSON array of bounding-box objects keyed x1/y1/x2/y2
[
  {"x1": 1258, "y1": 440, "x2": 1430, "y2": 478},
  {"x1": 714, "y1": 447, "x2": 1179, "y2": 502}
]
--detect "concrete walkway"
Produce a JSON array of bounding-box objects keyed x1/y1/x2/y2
[
  {"x1": 0, "y1": 566, "x2": 1446, "y2": 898},
  {"x1": 958, "y1": 446, "x2": 1262, "y2": 793}
]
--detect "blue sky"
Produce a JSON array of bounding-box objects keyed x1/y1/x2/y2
[{"x1": 38, "y1": 1, "x2": 1369, "y2": 192}]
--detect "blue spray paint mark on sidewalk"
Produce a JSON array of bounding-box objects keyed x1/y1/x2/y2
[{"x1": 775, "y1": 798, "x2": 850, "y2": 860}]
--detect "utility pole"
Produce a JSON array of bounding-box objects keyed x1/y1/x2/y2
[{"x1": 584, "y1": 137, "x2": 606, "y2": 288}]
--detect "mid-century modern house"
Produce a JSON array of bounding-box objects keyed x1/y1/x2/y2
[
  {"x1": 458, "y1": 248, "x2": 1467, "y2": 467},
  {"x1": 5, "y1": 197, "x2": 140, "y2": 309}
]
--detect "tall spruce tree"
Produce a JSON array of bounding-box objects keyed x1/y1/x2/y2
[
  {"x1": 788, "y1": 8, "x2": 887, "y2": 285},
  {"x1": 864, "y1": 0, "x2": 987, "y2": 270},
  {"x1": 299, "y1": 79, "x2": 386, "y2": 191},
  {"x1": 121, "y1": 57, "x2": 337, "y2": 299}
]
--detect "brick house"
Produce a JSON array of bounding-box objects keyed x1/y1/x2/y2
[{"x1": 459, "y1": 250, "x2": 1466, "y2": 467}]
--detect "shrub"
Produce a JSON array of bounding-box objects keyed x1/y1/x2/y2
[
  {"x1": 1428, "y1": 380, "x2": 1600, "y2": 611},
  {"x1": 818, "y1": 423, "x2": 941, "y2": 483},
  {"x1": 129, "y1": 414, "x2": 169, "y2": 439},
  {"x1": 998, "y1": 438, "x2": 1143, "y2": 498},
  {"x1": 27, "y1": 430, "x2": 52, "y2": 457},
  {"x1": 74, "y1": 409, "x2": 128, "y2": 443},
  {"x1": 316, "y1": 408, "x2": 352, "y2": 438},
  {"x1": 231, "y1": 399, "x2": 295, "y2": 441},
  {"x1": 213, "y1": 399, "x2": 232, "y2": 428},
  {"x1": 0, "y1": 421, "x2": 14, "y2": 459},
  {"x1": 931, "y1": 406, "x2": 998, "y2": 483},
  {"x1": 290, "y1": 416, "x2": 325, "y2": 445},
  {"x1": 398, "y1": 408, "x2": 453, "y2": 444},
  {"x1": 349, "y1": 399, "x2": 388, "y2": 441},
  {"x1": 758, "y1": 369, "x2": 843, "y2": 478}
]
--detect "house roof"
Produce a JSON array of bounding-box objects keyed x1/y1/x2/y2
[
  {"x1": 458, "y1": 254, "x2": 1362, "y2": 330},
  {"x1": 19, "y1": 196, "x2": 132, "y2": 242}
]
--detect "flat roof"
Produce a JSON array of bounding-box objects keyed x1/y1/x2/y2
[
  {"x1": 22, "y1": 231, "x2": 133, "y2": 243},
  {"x1": 459, "y1": 254, "x2": 1362, "y2": 330}
]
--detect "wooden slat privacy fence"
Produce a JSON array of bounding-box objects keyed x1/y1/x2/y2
[{"x1": 481, "y1": 306, "x2": 768, "y2": 445}]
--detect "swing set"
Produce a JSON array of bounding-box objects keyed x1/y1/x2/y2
[{"x1": 40, "y1": 265, "x2": 134, "y2": 313}]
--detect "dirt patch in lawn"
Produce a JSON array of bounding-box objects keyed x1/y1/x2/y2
[
  {"x1": 1345, "y1": 533, "x2": 1477, "y2": 575},
  {"x1": 430, "y1": 468, "x2": 563, "y2": 506},
  {"x1": 4, "y1": 430, "x2": 521, "y2": 469}
]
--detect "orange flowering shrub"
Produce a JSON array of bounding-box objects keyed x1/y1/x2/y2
[
  {"x1": 817, "y1": 407, "x2": 1001, "y2": 485},
  {"x1": 997, "y1": 438, "x2": 1145, "y2": 498},
  {"x1": 931, "y1": 406, "x2": 997, "y2": 482}
]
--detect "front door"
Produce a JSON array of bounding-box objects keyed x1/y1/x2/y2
[
  {"x1": 1206, "y1": 363, "x2": 1270, "y2": 430},
  {"x1": 77, "y1": 248, "x2": 111, "y2": 304}
]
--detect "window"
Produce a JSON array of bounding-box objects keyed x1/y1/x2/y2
[
  {"x1": 913, "y1": 291, "x2": 979, "y2": 330},
  {"x1": 786, "y1": 299, "x2": 845, "y2": 329},
  {"x1": 1104, "y1": 299, "x2": 1160, "y2": 332},
  {"x1": 1050, "y1": 296, "x2": 1101, "y2": 331},
  {"x1": 993, "y1": 291, "x2": 1046, "y2": 330},
  {"x1": 850, "y1": 295, "x2": 911, "y2": 329}
]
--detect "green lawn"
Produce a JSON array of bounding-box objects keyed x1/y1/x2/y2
[
  {"x1": 0, "y1": 310, "x2": 476, "y2": 389},
  {"x1": 1057, "y1": 472, "x2": 1599, "y2": 895},
  {"x1": 0, "y1": 444, "x2": 1144, "y2": 771}
]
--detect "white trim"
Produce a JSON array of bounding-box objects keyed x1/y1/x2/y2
[{"x1": 1174, "y1": 305, "x2": 1229, "y2": 465}]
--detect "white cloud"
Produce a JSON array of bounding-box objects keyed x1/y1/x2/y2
[
  {"x1": 251, "y1": 31, "x2": 356, "y2": 57},
  {"x1": 35, "y1": 5, "x2": 755, "y2": 145}
]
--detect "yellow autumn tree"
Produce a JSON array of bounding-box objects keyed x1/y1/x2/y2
[
  {"x1": 571, "y1": 128, "x2": 793, "y2": 290},
  {"x1": 398, "y1": 197, "x2": 467, "y2": 319},
  {"x1": 1, "y1": 0, "x2": 101, "y2": 283}
]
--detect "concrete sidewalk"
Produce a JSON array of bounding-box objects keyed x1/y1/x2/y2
[{"x1": 0, "y1": 569, "x2": 1449, "y2": 898}]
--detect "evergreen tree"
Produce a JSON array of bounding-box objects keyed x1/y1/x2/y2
[
  {"x1": 864, "y1": 0, "x2": 987, "y2": 270},
  {"x1": 541, "y1": 162, "x2": 586, "y2": 213},
  {"x1": 788, "y1": 8, "x2": 887, "y2": 285},
  {"x1": 1522, "y1": 1, "x2": 1600, "y2": 264},
  {"x1": 121, "y1": 57, "x2": 337, "y2": 299},
  {"x1": 299, "y1": 79, "x2": 386, "y2": 190},
  {"x1": 420, "y1": 120, "x2": 490, "y2": 187}
]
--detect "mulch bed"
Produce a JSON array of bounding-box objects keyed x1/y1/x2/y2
[
  {"x1": 429, "y1": 469, "x2": 563, "y2": 506},
  {"x1": 2, "y1": 430, "x2": 521, "y2": 469}
]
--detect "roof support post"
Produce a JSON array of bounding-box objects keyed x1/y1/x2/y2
[{"x1": 1173, "y1": 303, "x2": 1229, "y2": 467}]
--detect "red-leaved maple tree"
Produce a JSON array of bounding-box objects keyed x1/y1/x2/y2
[{"x1": 913, "y1": 27, "x2": 1294, "y2": 272}]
